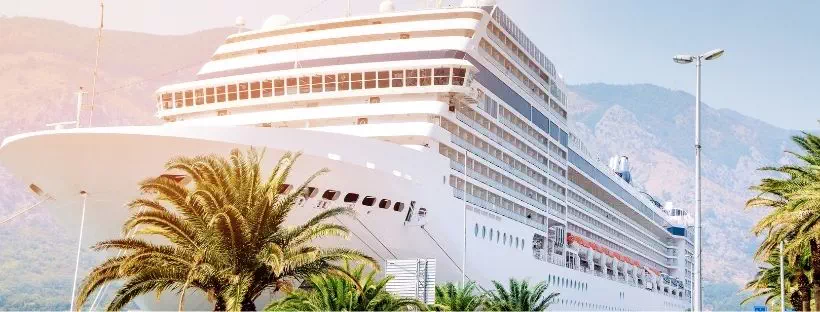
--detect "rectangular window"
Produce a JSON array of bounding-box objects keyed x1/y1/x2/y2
[
  {"x1": 324, "y1": 74, "x2": 336, "y2": 92},
  {"x1": 391, "y1": 70, "x2": 403, "y2": 87},
  {"x1": 238, "y1": 82, "x2": 249, "y2": 100},
  {"x1": 184, "y1": 90, "x2": 194, "y2": 106},
  {"x1": 434, "y1": 67, "x2": 450, "y2": 85},
  {"x1": 420, "y1": 69, "x2": 432, "y2": 86},
  {"x1": 377, "y1": 71, "x2": 389, "y2": 88},
  {"x1": 274, "y1": 79, "x2": 285, "y2": 96},
  {"x1": 338, "y1": 73, "x2": 350, "y2": 91},
  {"x1": 250, "y1": 81, "x2": 261, "y2": 98},
  {"x1": 311, "y1": 75, "x2": 323, "y2": 93},
  {"x1": 299, "y1": 76, "x2": 310, "y2": 94},
  {"x1": 205, "y1": 87, "x2": 215, "y2": 104},
  {"x1": 262, "y1": 80, "x2": 272, "y2": 97},
  {"x1": 286, "y1": 78, "x2": 297, "y2": 95},
  {"x1": 452, "y1": 68, "x2": 466, "y2": 86},
  {"x1": 351, "y1": 73, "x2": 363, "y2": 90},
  {"x1": 364, "y1": 71, "x2": 377, "y2": 89},
  {"x1": 216, "y1": 86, "x2": 226, "y2": 102},
  {"x1": 194, "y1": 89, "x2": 205, "y2": 105},
  {"x1": 162, "y1": 93, "x2": 172, "y2": 109},
  {"x1": 405, "y1": 69, "x2": 418, "y2": 87},
  {"x1": 228, "y1": 84, "x2": 237, "y2": 101}
]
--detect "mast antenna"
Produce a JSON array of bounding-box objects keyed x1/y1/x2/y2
[{"x1": 86, "y1": 0, "x2": 104, "y2": 127}]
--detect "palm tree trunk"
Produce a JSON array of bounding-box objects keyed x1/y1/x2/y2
[
  {"x1": 179, "y1": 276, "x2": 193, "y2": 311},
  {"x1": 798, "y1": 269, "x2": 811, "y2": 312},
  {"x1": 241, "y1": 298, "x2": 255, "y2": 311},
  {"x1": 812, "y1": 239, "x2": 820, "y2": 311},
  {"x1": 792, "y1": 290, "x2": 803, "y2": 311},
  {"x1": 214, "y1": 297, "x2": 226, "y2": 311}
]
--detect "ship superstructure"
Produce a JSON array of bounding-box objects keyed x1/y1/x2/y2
[{"x1": 0, "y1": 1, "x2": 693, "y2": 310}]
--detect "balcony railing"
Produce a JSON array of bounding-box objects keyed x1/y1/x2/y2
[
  {"x1": 450, "y1": 159, "x2": 465, "y2": 173},
  {"x1": 466, "y1": 167, "x2": 561, "y2": 217},
  {"x1": 451, "y1": 125, "x2": 566, "y2": 200},
  {"x1": 453, "y1": 187, "x2": 464, "y2": 199},
  {"x1": 464, "y1": 193, "x2": 549, "y2": 232}
]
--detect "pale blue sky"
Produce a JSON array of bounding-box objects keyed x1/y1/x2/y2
[{"x1": 2, "y1": 0, "x2": 818, "y2": 130}]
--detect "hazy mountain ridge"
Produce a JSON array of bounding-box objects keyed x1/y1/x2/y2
[
  {"x1": 0, "y1": 17, "x2": 789, "y2": 310},
  {"x1": 0, "y1": 16, "x2": 233, "y2": 310},
  {"x1": 568, "y1": 83, "x2": 799, "y2": 310}
]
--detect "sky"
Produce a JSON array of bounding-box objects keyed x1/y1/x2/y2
[{"x1": 2, "y1": 0, "x2": 819, "y2": 130}]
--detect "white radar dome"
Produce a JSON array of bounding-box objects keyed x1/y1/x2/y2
[
  {"x1": 379, "y1": 0, "x2": 395, "y2": 13},
  {"x1": 262, "y1": 15, "x2": 290, "y2": 29},
  {"x1": 460, "y1": 0, "x2": 496, "y2": 7}
]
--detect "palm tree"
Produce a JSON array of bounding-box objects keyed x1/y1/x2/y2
[
  {"x1": 741, "y1": 250, "x2": 794, "y2": 310},
  {"x1": 266, "y1": 262, "x2": 425, "y2": 311},
  {"x1": 429, "y1": 281, "x2": 483, "y2": 311},
  {"x1": 74, "y1": 148, "x2": 376, "y2": 311},
  {"x1": 748, "y1": 132, "x2": 820, "y2": 311},
  {"x1": 483, "y1": 278, "x2": 558, "y2": 311}
]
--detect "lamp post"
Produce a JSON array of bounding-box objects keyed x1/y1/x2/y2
[{"x1": 673, "y1": 48, "x2": 724, "y2": 312}]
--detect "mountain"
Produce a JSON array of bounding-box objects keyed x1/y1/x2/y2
[
  {"x1": 0, "y1": 16, "x2": 233, "y2": 310},
  {"x1": 0, "y1": 16, "x2": 795, "y2": 310},
  {"x1": 568, "y1": 83, "x2": 799, "y2": 310}
]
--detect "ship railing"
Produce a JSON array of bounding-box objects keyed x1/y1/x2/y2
[
  {"x1": 497, "y1": 115, "x2": 551, "y2": 155},
  {"x1": 453, "y1": 188, "x2": 465, "y2": 200},
  {"x1": 486, "y1": 32, "x2": 559, "y2": 107},
  {"x1": 467, "y1": 167, "x2": 562, "y2": 218},
  {"x1": 567, "y1": 183, "x2": 669, "y2": 253},
  {"x1": 477, "y1": 48, "x2": 553, "y2": 117},
  {"x1": 451, "y1": 135, "x2": 562, "y2": 207},
  {"x1": 497, "y1": 115, "x2": 568, "y2": 167},
  {"x1": 465, "y1": 193, "x2": 549, "y2": 232},
  {"x1": 449, "y1": 159, "x2": 465, "y2": 174},
  {"x1": 457, "y1": 110, "x2": 561, "y2": 181}
]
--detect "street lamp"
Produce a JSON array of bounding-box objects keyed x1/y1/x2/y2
[{"x1": 673, "y1": 48, "x2": 724, "y2": 312}]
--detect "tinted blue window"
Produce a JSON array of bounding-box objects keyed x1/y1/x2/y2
[
  {"x1": 668, "y1": 226, "x2": 686, "y2": 236},
  {"x1": 560, "y1": 130, "x2": 568, "y2": 146},
  {"x1": 532, "y1": 109, "x2": 550, "y2": 134},
  {"x1": 470, "y1": 58, "x2": 531, "y2": 118},
  {"x1": 549, "y1": 120, "x2": 560, "y2": 141}
]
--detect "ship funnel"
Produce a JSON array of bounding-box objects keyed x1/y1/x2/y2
[
  {"x1": 608, "y1": 156, "x2": 619, "y2": 172},
  {"x1": 610, "y1": 155, "x2": 632, "y2": 184},
  {"x1": 617, "y1": 156, "x2": 630, "y2": 173}
]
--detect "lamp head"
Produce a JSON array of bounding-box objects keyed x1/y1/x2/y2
[
  {"x1": 703, "y1": 49, "x2": 725, "y2": 61},
  {"x1": 673, "y1": 55, "x2": 694, "y2": 64}
]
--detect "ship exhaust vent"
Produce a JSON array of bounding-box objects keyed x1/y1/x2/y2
[{"x1": 385, "y1": 259, "x2": 436, "y2": 304}]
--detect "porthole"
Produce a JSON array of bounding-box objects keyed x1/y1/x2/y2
[
  {"x1": 304, "y1": 187, "x2": 318, "y2": 198},
  {"x1": 503, "y1": 233, "x2": 507, "y2": 244},
  {"x1": 489, "y1": 229, "x2": 494, "y2": 240},
  {"x1": 482, "y1": 226, "x2": 486, "y2": 238},
  {"x1": 474, "y1": 224, "x2": 479, "y2": 236},
  {"x1": 393, "y1": 202, "x2": 405, "y2": 212},
  {"x1": 362, "y1": 196, "x2": 376, "y2": 206},
  {"x1": 343, "y1": 193, "x2": 360, "y2": 203},
  {"x1": 322, "y1": 190, "x2": 340, "y2": 201},
  {"x1": 378, "y1": 199, "x2": 391, "y2": 209}
]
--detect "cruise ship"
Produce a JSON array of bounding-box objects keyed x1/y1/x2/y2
[{"x1": 0, "y1": 1, "x2": 694, "y2": 310}]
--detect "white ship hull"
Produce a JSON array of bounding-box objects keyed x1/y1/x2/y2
[{"x1": 0, "y1": 126, "x2": 689, "y2": 310}]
